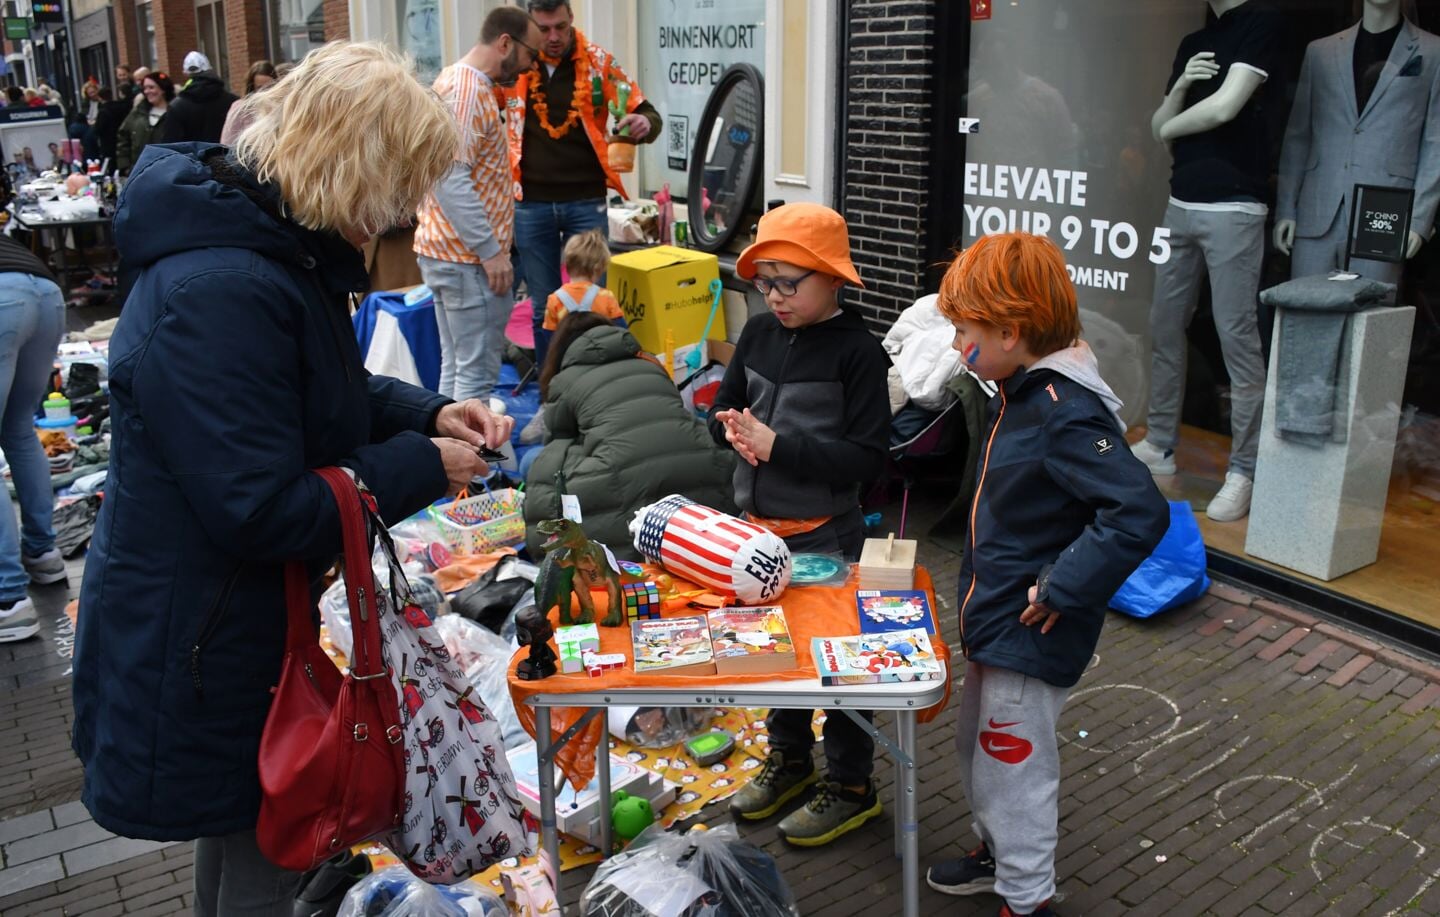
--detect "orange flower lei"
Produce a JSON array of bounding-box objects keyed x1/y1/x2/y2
[{"x1": 528, "y1": 35, "x2": 590, "y2": 141}]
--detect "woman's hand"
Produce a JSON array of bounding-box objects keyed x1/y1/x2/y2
[
  {"x1": 432, "y1": 437, "x2": 487, "y2": 496},
  {"x1": 714, "y1": 408, "x2": 776, "y2": 467},
  {"x1": 435, "y1": 399, "x2": 514, "y2": 450}
]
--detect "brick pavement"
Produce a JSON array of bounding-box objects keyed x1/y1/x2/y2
[{"x1": 2, "y1": 495, "x2": 1439, "y2": 915}]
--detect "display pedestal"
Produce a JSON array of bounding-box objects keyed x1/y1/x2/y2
[{"x1": 1245, "y1": 306, "x2": 1414, "y2": 580}]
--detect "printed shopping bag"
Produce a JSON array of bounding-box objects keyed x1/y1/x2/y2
[{"x1": 361, "y1": 486, "x2": 535, "y2": 883}]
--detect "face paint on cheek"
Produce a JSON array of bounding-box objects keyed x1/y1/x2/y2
[{"x1": 963, "y1": 343, "x2": 981, "y2": 366}]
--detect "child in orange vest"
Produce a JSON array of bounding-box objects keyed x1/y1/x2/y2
[{"x1": 541, "y1": 229, "x2": 627, "y2": 333}]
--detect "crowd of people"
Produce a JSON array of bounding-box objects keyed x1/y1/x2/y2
[{"x1": 0, "y1": 3, "x2": 1175, "y2": 916}]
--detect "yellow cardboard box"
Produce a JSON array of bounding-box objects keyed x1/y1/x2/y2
[{"x1": 607, "y1": 246, "x2": 725, "y2": 355}]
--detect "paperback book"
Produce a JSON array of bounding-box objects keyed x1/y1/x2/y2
[
  {"x1": 707, "y1": 606, "x2": 797, "y2": 676},
  {"x1": 631, "y1": 616, "x2": 716, "y2": 676},
  {"x1": 855, "y1": 590, "x2": 935, "y2": 635},
  {"x1": 812, "y1": 628, "x2": 944, "y2": 686}
]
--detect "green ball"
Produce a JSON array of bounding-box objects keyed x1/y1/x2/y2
[{"x1": 611, "y1": 791, "x2": 655, "y2": 841}]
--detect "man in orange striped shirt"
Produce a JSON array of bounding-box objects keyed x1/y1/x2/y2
[{"x1": 414, "y1": 8, "x2": 542, "y2": 400}]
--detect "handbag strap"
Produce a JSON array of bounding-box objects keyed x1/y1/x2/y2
[{"x1": 282, "y1": 467, "x2": 387, "y2": 680}]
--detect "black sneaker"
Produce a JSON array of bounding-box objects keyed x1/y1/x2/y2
[
  {"x1": 1000, "y1": 899, "x2": 1058, "y2": 917},
  {"x1": 729, "y1": 751, "x2": 817, "y2": 821},
  {"x1": 926, "y1": 842, "x2": 997, "y2": 896}
]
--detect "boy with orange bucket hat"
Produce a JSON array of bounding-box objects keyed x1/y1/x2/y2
[
  {"x1": 708, "y1": 202, "x2": 891, "y2": 846},
  {"x1": 925, "y1": 233, "x2": 1167, "y2": 917}
]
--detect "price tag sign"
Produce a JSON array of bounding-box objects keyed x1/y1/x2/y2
[{"x1": 1348, "y1": 184, "x2": 1415, "y2": 265}]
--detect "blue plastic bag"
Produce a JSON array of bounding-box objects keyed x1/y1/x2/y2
[{"x1": 1108, "y1": 501, "x2": 1210, "y2": 618}]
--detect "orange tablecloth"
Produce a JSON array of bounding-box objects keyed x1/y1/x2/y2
[{"x1": 508, "y1": 566, "x2": 952, "y2": 788}]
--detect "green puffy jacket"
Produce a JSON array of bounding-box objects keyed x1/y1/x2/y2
[
  {"x1": 116, "y1": 103, "x2": 166, "y2": 174},
  {"x1": 524, "y1": 325, "x2": 737, "y2": 559}
]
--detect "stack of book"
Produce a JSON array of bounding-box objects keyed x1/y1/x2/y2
[
  {"x1": 812, "y1": 628, "x2": 944, "y2": 686},
  {"x1": 706, "y1": 606, "x2": 796, "y2": 676}
]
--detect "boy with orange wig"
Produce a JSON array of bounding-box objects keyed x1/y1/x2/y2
[{"x1": 925, "y1": 233, "x2": 1167, "y2": 917}]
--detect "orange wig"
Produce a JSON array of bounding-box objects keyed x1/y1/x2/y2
[{"x1": 936, "y1": 232, "x2": 1081, "y2": 357}]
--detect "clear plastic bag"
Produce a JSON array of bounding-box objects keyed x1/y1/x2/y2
[
  {"x1": 579, "y1": 824, "x2": 799, "y2": 917},
  {"x1": 320, "y1": 565, "x2": 444, "y2": 662},
  {"x1": 608, "y1": 706, "x2": 715, "y2": 748},
  {"x1": 432, "y1": 613, "x2": 527, "y2": 749},
  {"x1": 337, "y1": 867, "x2": 506, "y2": 917}
]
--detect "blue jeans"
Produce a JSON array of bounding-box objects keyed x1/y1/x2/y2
[
  {"x1": 0, "y1": 273, "x2": 64, "y2": 603},
  {"x1": 417, "y1": 256, "x2": 511, "y2": 401},
  {"x1": 514, "y1": 198, "x2": 608, "y2": 367}
]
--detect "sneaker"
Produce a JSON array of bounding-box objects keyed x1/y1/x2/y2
[
  {"x1": 1000, "y1": 899, "x2": 1058, "y2": 917},
  {"x1": 729, "y1": 752, "x2": 817, "y2": 821},
  {"x1": 927, "y1": 843, "x2": 997, "y2": 896},
  {"x1": 1130, "y1": 439, "x2": 1176, "y2": 476},
  {"x1": 777, "y1": 779, "x2": 881, "y2": 846},
  {"x1": 0, "y1": 597, "x2": 39, "y2": 642},
  {"x1": 23, "y1": 548, "x2": 67, "y2": 585},
  {"x1": 1206, "y1": 472, "x2": 1253, "y2": 522}
]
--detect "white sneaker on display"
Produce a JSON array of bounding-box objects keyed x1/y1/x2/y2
[
  {"x1": 0, "y1": 597, "x2": 39, "y2": 642},
  {"x1": 1206, "y1": 472, "x2": 1254, "y2": 522},
  {"x1": 1131, "y1": 439, "x2": 1177, "y2": 476},
  {"x1": 22, "y1": 548, "x2": 67, "y2": 585}
]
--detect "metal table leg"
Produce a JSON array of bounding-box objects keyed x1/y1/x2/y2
[
  {"x1": 898, "y1": 710, "x2": 919, "y2": 917},
  {"x1": 534, "y1": 706, "x2": 560, "y2": 876},
  {"x1": 596, "y1": 726, "x2": 612, "y2": 855},
  {"x1": 840, "y1": 707, "x2": 920, "y2": 917}
]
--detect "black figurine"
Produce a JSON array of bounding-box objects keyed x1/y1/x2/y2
[{"x1": 515, "y1": 604, "x2": 558, "y2": 681}]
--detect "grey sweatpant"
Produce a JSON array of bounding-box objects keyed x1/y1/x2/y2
[
  {"x1": 956, "y1": 660, "x2": 1071, "y2": 914},
  {"x1": 1147, "y1": 202, "x2": 1268, "y2": 476}
]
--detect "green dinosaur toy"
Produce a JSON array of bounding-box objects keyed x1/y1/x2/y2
[{"x1": 534, "y1": 518, "x2": 625, "y2": 627}]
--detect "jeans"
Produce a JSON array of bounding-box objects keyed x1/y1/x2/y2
[
  {"x1": 766, "y1": 706, "x2": 875, "y2": 788},
  {"x1": 417, "y1": 256, "x2": 511, "y2": 401},
  {"x1": 514, "y1": 197, "x2": 608, "y2": 367},
  {"x1": 0, "y1": 273, "x2": 63, "y2": 604},
  {"x1": 193, "y1": 829, "x2": 304, "y2": 917},
  {"x1": 1147, "y1": 203, "x2": 1268, "y2": 476}
]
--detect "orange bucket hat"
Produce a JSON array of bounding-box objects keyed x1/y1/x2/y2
[{"x1": 736, "y1": 203, "x2": 865, "y2": 288}]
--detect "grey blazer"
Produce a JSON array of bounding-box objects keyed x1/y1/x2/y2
[{"x1": 1276, "y1": 21, "x2": 1440, "y2": 239}]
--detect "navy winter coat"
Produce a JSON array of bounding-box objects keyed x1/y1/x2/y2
[
  {"x1": 72, "y1": 144, "x2": 451, "y2": 841},
  {"x1": 959, "y1": 366, "x2": 1168, "y2": 688}
]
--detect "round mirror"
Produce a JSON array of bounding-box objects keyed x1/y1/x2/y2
[{"x1": 686, "y1": 64, "x2": 764, "y2": 254}]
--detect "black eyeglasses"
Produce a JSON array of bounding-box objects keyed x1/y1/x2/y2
[
  {"x1": 514, "y1": 36, "x2": 540, "y2": 60},
  {"x1": 753, "y1": 269, "x2": 816, "y2": 297}
]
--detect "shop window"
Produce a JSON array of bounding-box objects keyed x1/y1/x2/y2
[
  {"x1": 266, "y1": 0, "x2": 327, "y2": 65},
  {"x1": 635, "y1": 0, "x2": 766, "y2": 198},
  {"x1": 195, "y1": 0, "x2": 228, "y2": 83},
  {"x1": 134, "y1": 0, "x2": 156, "y2": 70},
  {"x1": 932, "y1": 0, "x2": 1440, "y2": 631},
  {"x1": 396, "y1": 0, "x2": 440, "y2": 85}
]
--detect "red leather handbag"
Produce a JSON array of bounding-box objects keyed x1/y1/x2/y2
[{"x1": 256, "y1": 466, "x2": 407, "y2": 871}]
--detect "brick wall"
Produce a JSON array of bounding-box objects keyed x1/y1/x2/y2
[
  {"x1": 225, "y1": 2, "x2": 268, "y2": 94},
  {"x1": 841, "y1": 1, "x2": 937, "y2": 332},
  {"x1": 112, "y1": 0, "x2": 138, "y2": 72},
  {"x1": 152, "y1": 0, "x2": 198, "y2": 77},
  {"x1": 324, "y1": 0, "x2": 351, "y2": 42}
]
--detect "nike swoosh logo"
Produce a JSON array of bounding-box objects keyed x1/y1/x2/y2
[
  {"x1": 979, "y1": 731, "x2": 1034, "y2": 765},
  {"x1": 987, "y1": 718, "x2": 1022, "y2": 729}
]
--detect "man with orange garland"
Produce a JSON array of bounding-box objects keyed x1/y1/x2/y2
[{"x1": 509, "y1": 0, "x2": 661, "y2": 367}]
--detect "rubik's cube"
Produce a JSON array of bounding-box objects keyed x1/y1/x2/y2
[{"x1": 623, "y1": 581, "x2": 661, "y2": 621}]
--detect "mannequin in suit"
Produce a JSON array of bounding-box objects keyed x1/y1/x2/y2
[
  {"x1": 1137, "y1": 0, "x2": 1282, "y2": 523},
  {"x1": 1275, "y1": 0, "x2": 1440, "y2": 281}
]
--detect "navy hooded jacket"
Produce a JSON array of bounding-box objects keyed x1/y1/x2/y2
[
  {"x1": 71, "y1": 144, "x2": 451, "y2": 840},
  {"x1": 959, "y1": 363, "x2": 1169, "y2": 688}
]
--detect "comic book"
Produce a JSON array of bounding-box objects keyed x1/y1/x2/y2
[
  {"x1": 855, "y1": 590, "x2": 936, "y2": 634},
  {"x1": 706, "y1": 606, "x2": 797, "y2": 676},
  {"x1": 630, "y1": 616, "x2": 716, "y2": 676},
  {"x1": 811, "y1": 628, "x2": 944, "y2": 686}
]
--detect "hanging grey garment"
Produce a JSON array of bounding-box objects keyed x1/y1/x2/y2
[
  {"x1": 556, "y1": 283, "x2": 601, "y2": 313},
  {"x1": 1259, "y1": 272, "x2": 1395, "y2": 440}
]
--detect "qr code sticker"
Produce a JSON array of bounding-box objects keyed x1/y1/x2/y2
[{"x1": 667, "y1": 114, "x2": 689, "y2": 170}]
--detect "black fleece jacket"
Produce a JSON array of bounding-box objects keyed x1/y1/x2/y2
[{"x1": 707, "y1": 309, "x2": 891, "y2": 520}]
